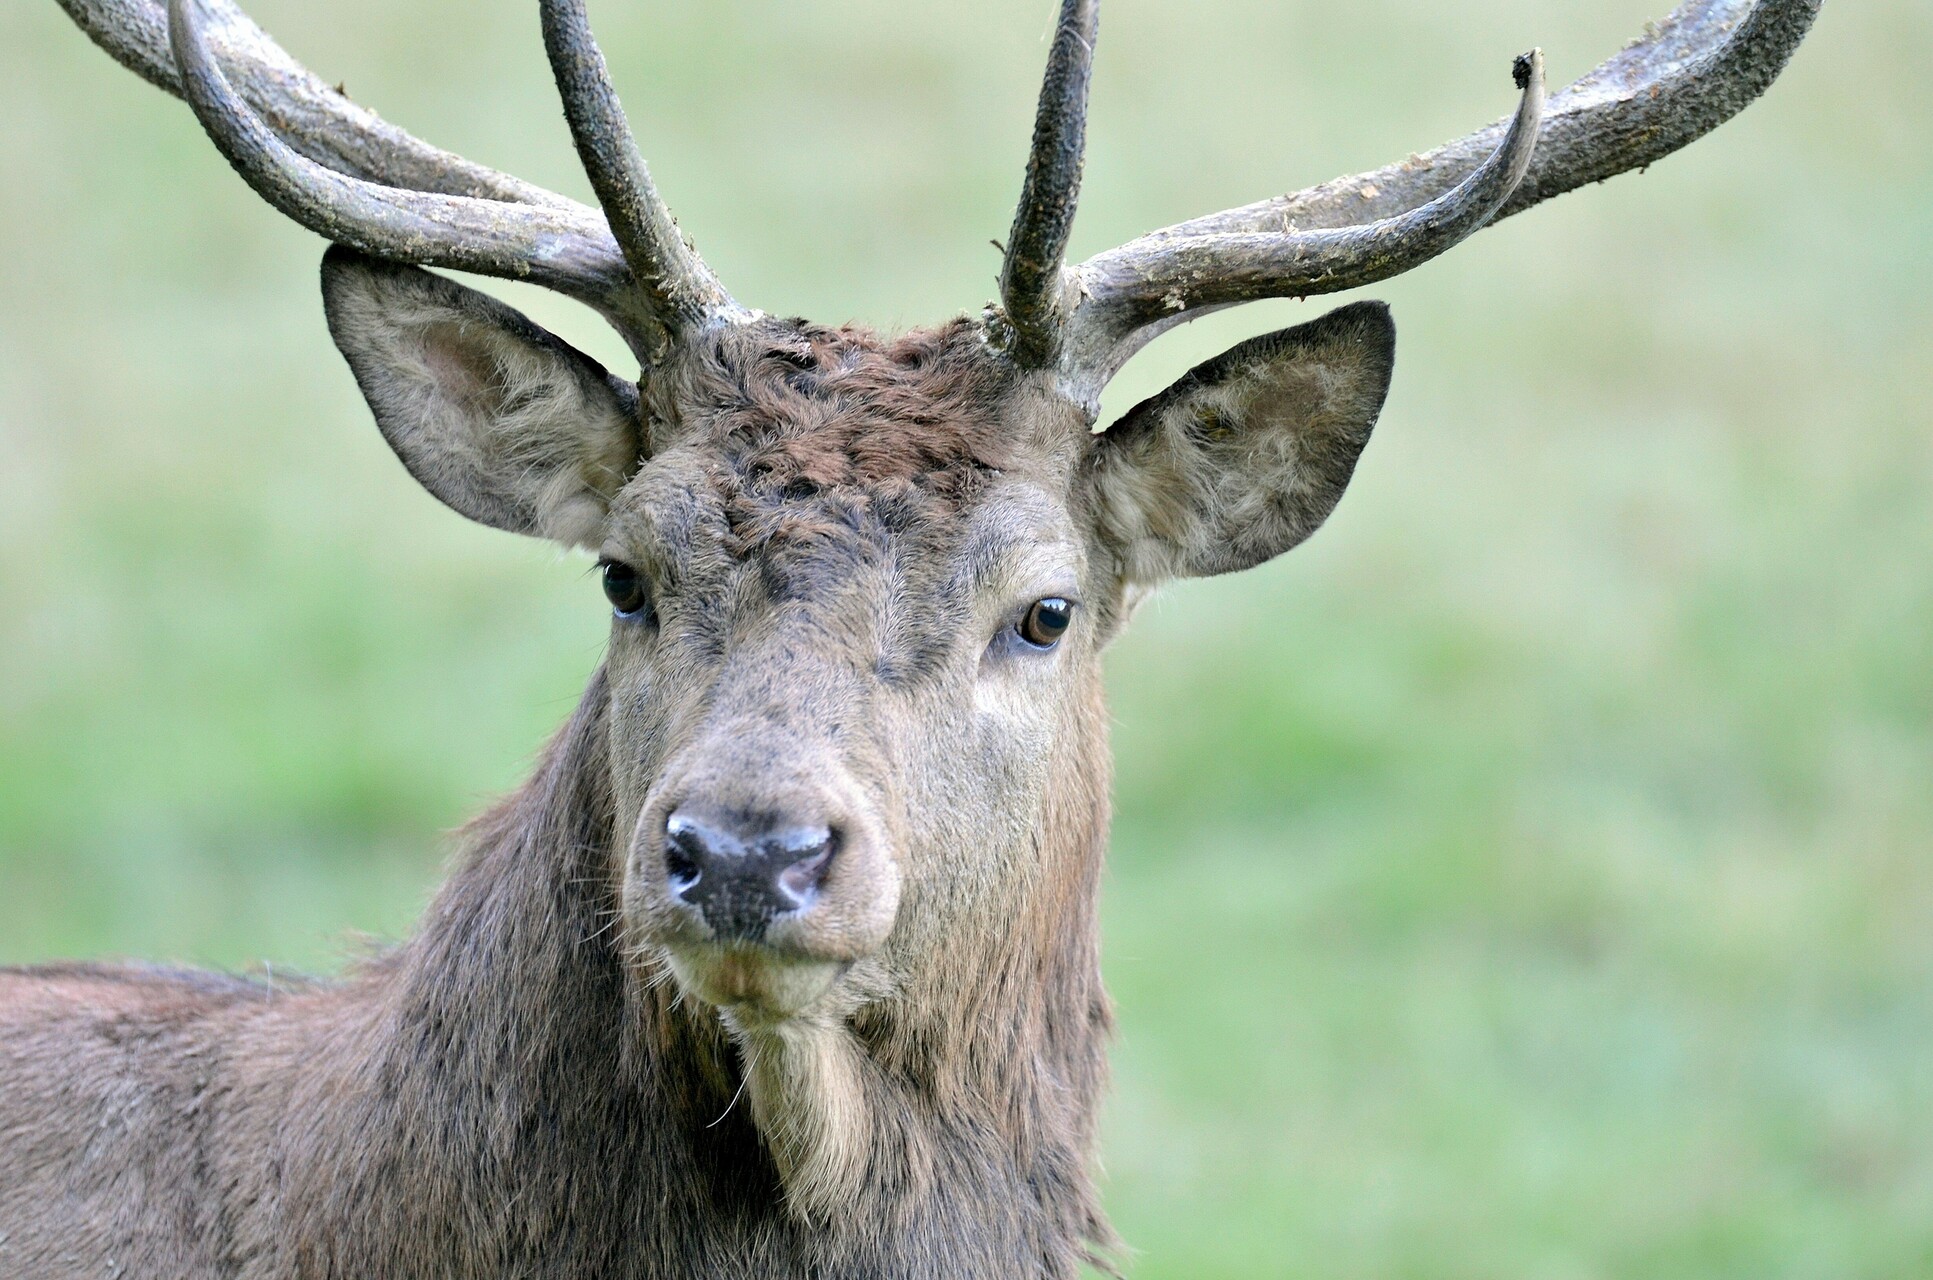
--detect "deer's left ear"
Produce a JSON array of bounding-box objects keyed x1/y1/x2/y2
[{"x1": 1084, "y1": 300, "x2": 1394, "y2": 582}]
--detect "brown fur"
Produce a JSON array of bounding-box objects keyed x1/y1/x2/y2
[
  {"x1": 0, "y1": 249, "x2": 1393, "y2": 1278},
  {"x1": 651, "y1": 318, "x2": 1015, "y2": 502}
]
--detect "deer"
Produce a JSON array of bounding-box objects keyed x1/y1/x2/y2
[{"x1": 1, "y1": 0, "x2": 1817, "y2": 1275}]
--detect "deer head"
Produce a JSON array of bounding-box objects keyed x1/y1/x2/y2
[{"x1": 60, "y1": 0, "x2": 1818, "y2": 1224}]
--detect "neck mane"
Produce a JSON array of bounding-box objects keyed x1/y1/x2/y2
[{"x1": 271, "y1": 666, "x2": 1115, "y2": 1279}]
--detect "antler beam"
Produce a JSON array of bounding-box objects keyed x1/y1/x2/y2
[
  {"x1": 1146, "y1": 0, "x2": 1819, "y2": 243},
  {"x1": 58, "y1": 0, "x2": 575, "y2": 207},
  {"x1": 164, "y1": 0, "x2": 634, "y2": 304}
]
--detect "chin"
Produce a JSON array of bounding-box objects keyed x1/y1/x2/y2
[{"x1": 663, "y1": 944, "x2": 851, "y2": 1027}]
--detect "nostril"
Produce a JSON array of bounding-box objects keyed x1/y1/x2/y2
[
  {"x1": 776, "y1": 832, "x2": 837, "y2": 908},
  {"x1": 665, "y1": 844, "x2": 702, "y2": 899},
  {"x1": 663, "y1": 815, "x2": 707, "y2": 900}
]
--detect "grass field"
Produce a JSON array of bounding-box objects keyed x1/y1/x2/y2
[{"x1": 2, "y1": 1, "x2": 1928, "y2": 1275}]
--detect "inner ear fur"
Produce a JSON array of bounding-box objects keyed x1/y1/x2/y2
[
  {"x1": 320, "y1": 246, "x2": 643, "y2": 549},
  {"x1": 1085, "y1": 300, "x2": 1396, "y2": 583}
]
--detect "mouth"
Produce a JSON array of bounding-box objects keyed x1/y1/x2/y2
[{"x1": 662, "y1": 942, "x2": 850, "y2": 1024}]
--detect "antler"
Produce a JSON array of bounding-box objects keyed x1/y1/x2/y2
[
  {"x1": 56, "y1": 0, "x2": 567, "y2": 205},
  {"x1": 62, "y1": 0, "x2": 744, "y2": 362},
  {"x1": 62, "y1": 0, "x2": 1820, "y2": 387},
  {"x1": 998, "y1": 0, "x2": 1099, "y2": 368},
  {"x1": 997, "y1": 0, "x2": 1822, "y2": 410},
  {"x1": 539, "y1": 0, "x2": 750, "y2": 338}
]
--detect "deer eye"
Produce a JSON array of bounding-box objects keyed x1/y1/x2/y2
[
  {"x1": 1016, "y1": 597, "x2": 1073, "y2": 649},
  {"x1": 600, "y1": 560, "x2": 653, "y2": 621}
]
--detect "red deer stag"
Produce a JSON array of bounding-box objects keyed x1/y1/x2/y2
[{"x1": 3, "y1": 0, "x2": 1818, "y2": 1275}]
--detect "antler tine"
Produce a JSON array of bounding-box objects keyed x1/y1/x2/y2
[
  {"x1": 163, "y1": 0, "x2": 676, "y2": 343},
  {"x1": 71, "y1": 0, "x2": 742, "y2": 362},
  {"x1": 1060, "y1": 0, "x2": 1822, "y2": 407},
  {"x1": 1061, "y1": 51, "x2": 1545, "y2": 402},
  {"x1": 540, "y1": 0, "x2": 751, "y2": 347},
  {"x1": 997, "y1": 0, "x2": 1101, "y2": 368},
  {"x1": 59, "y1": 0, "x2": 580, "y2": 209}
]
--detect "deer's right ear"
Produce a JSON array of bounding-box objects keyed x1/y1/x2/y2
[{"x1": 320, "y1": 246, "x2": 644, "y2": 549}]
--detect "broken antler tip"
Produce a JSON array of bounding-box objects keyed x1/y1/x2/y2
[{"x1": 1512, "y1": 48, "x2": 1544, "y2": 91}]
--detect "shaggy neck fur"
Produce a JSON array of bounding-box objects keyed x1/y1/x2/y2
[{"x1": 249, "y1": 666, "x2": 1116, "y2": 1278}]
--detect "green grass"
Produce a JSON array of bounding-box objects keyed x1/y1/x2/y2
[{"x1": 2, "y1": 1, "x2": 1929, "y2": 1274}]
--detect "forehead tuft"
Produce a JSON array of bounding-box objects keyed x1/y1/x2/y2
[{"x1": 651, "y1": 318, "x2": 1016, "y2": 508}]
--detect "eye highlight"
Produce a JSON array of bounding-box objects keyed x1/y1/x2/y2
[
  {"x1": 600, "y1": 559, "x2": 653, "y2": 621},
  {"x1": 1016, "y1": 597, "x2": 1074, "y2": 649}
]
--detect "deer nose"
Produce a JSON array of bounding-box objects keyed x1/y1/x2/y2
[{"x1": 662, "y1": 810, "x2": 838, "y2": 942}]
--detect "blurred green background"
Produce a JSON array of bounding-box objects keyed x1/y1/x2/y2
[{"x1": 1, "y1": 1, "x2": 1927, "y2": 1275}]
